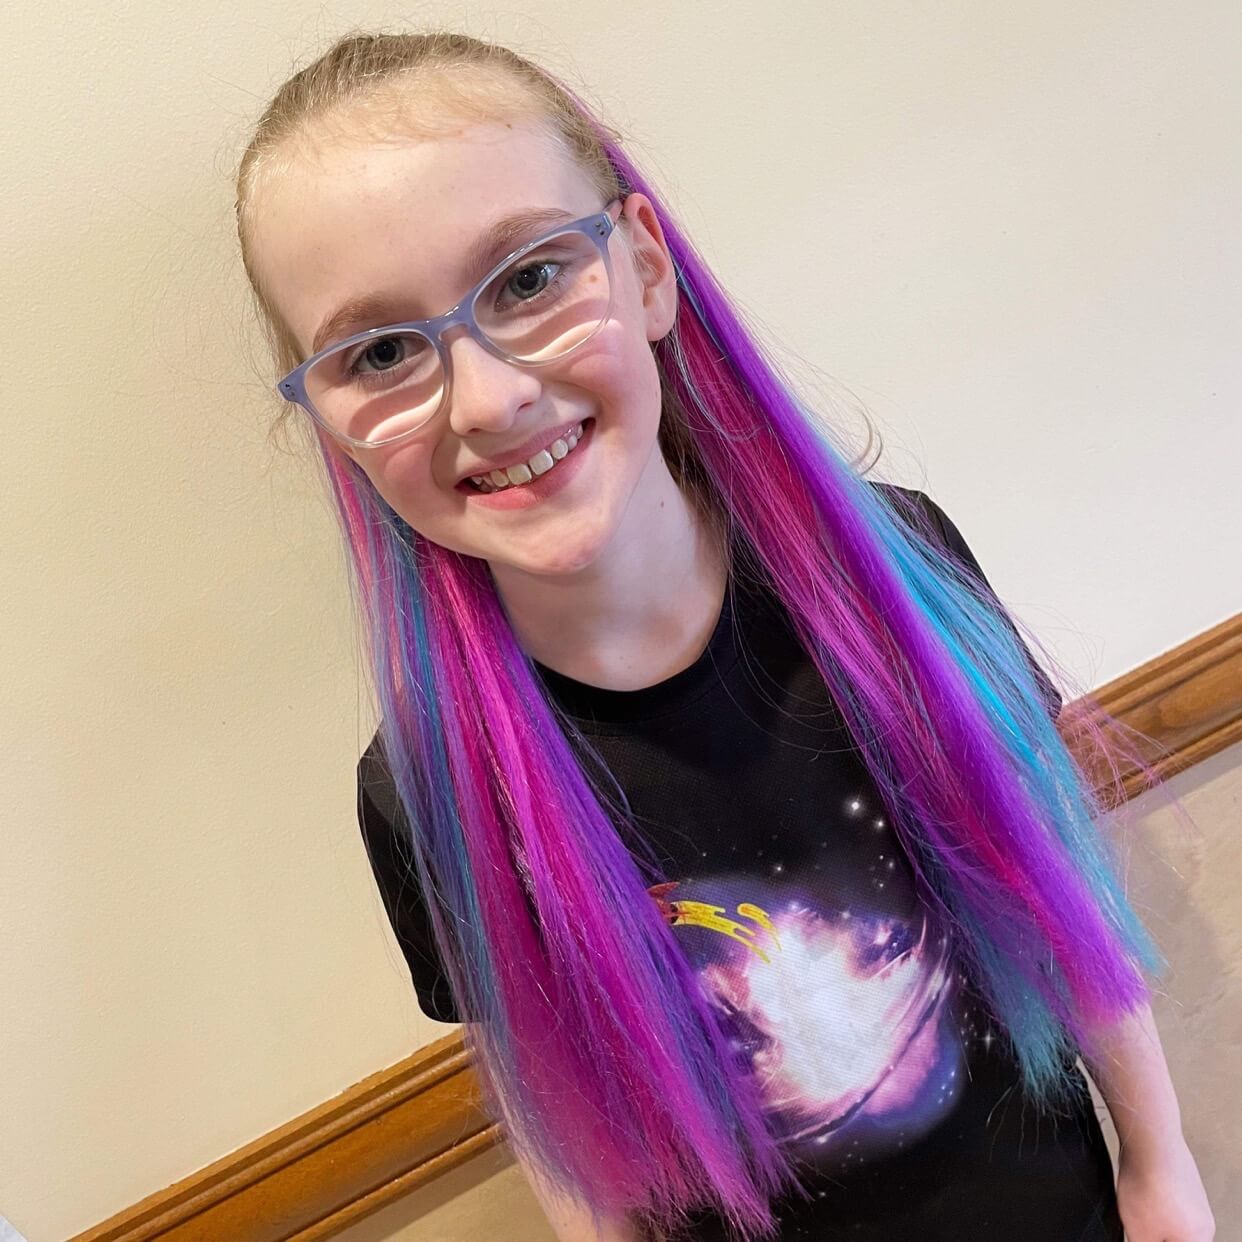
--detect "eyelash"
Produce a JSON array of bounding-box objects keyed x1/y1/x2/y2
[{"x1": 492, "y1": 259, "x2": 564, "y2": 311}]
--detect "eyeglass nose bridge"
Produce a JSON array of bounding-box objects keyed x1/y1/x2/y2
[
  {"x1": 429, "y1": 297, "x2": 516, "y2": 361},
  {"x1": 423, "y1": 293, "x2": 547, "y2": 429}
]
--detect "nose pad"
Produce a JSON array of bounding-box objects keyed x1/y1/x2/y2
[{"x1": 443, "y1": 329, "x2": 543, "y2": 437}]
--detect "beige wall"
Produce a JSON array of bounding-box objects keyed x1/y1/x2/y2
[{"x1": 1, "y1": 2, "x2": 1238, "y2": 1238}]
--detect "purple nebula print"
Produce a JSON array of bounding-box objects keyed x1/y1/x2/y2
[{"x1": 669, "y1": 877, "x2": 966, "y2": 1166}]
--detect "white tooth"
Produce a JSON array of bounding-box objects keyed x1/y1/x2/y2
[
  {"x1": 566, "y1": 433, "x2": 579, "y2": 449},
  {"x1": 489, "y1": 470, "x2": 509, "y2": 487},
  {"x1": 471, "y1": 475, "x2": 487, "y2": 486},
  {"x1": 477, "y1": 480, "x2": 494, "y2": 492},
  {"x1": 574, "y1": 422, "x2": 584, "y2": 436},
  {"x1": 529, "y1": 450, "x2": 555, "y2": 476},
  {"x1": 550, "y1": 438, "x2": 569, "y2": 460},
  {"x1": 505, "y1": 462, "x2": 533, "y2": 485}
]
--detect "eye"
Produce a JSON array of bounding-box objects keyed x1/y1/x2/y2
[
  {"x1": 352, "y1": 336, "x2": 416, "y2": 374},
  {"x1": 501, "y1": 260, "x2": 560, "y2": 305}
]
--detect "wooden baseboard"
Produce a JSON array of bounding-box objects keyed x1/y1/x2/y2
[
  {"x1": 72, "y1": 1035, "x2": 500, "y2": 1241},
  {"x1": 74, "y1": 611, "x2": 1242, "y2": 1241}
]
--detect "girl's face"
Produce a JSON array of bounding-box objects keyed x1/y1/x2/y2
[{"x1": 248, "y1": 113, "x2": 680, "y2": 578}]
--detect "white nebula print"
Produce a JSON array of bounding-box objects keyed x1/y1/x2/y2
[{"x1": 679, "y1": 886, "x2": 965, "y2": 1162}]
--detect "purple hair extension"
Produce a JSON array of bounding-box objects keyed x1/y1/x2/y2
[
  {"x1": 298, "y1": 48, "x2": 1165, "y2": 1242},
  {"x1": 584, "y1": 92, "x2": 1161, "y2": 1074},
  {"x1": 324, "y1": 449, "x2": 803, "y2": 1239}
]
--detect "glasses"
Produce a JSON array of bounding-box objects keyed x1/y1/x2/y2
[{"x1": 275, "y1": 198, "x2": 624, "y2": 448}]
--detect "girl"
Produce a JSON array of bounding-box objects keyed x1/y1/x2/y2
[{"x1": 233, "y1": 31, "x2": 1213, "y2": 1242}]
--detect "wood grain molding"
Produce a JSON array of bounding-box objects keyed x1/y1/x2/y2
[
  {"x1": 73, "y1": 1033, "x2": 500, "y2": 1242},
  {"x1": 75, "y1": 610, "x2": 1242, "y2": 1242},
  {"x1": 1088, "y1": 611, "x2": 1242, "y2": 797}
]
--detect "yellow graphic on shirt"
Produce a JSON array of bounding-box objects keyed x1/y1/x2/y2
[{"x1": 649, "y1": 882, "x2": 781, "y2": 963}]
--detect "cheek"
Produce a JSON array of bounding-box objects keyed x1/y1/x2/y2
[
  {"x1": 355, "y1": 438, "x2": 440, "y2": 515},
  {"x1": 553, "y1": 324, "x2": 663, "y2": 424}
]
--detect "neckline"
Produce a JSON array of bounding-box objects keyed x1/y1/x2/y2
[{"x1": 531, "y1": 581, "x2": 748, "y2": 727}]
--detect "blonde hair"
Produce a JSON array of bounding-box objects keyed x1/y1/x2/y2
[{"x1": 235, "y1": 28, "x2": 715, "y2": 521}]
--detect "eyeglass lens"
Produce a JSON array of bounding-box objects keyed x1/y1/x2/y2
[{"x1": 303, "y1": 227, "x2": 611, "y2": 445}]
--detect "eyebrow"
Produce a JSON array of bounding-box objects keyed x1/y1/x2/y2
[{"x1": 308, "y1": 206, "x2": 580, "y2": 356}]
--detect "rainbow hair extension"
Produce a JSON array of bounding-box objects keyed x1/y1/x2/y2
[
  {"x1": 323, "y1": 459, "x2": 802, "y2": 1239},
  {"x1": 240, "y1": 32, "x2": 1165, "y2": 1242}
]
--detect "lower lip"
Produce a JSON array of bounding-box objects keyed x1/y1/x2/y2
[{"x1": 459, "y1": 420, "x2": 594, "y2": 510}]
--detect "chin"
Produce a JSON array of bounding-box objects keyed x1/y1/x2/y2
[
  {"x1": 507, "y1": 536, "x2": 610, "y2": 578},
  {"x1": 501, "y1": 512, "x2": 620, "y2": 577}
]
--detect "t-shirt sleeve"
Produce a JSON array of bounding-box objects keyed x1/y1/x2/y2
[
  {"x1": 356, "y1": 739, "x2": 463, "y2": 1024},
  {"x1": 907, "y1": 490, "x2": 1063, "y2": 723}
]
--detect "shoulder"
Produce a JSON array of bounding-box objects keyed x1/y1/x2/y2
[
  {"x1": 357, "y1": 729, "x2": 406, "y2": 847},
  {"x1": 868, "y1": 479, "x2": 935, "y2": 517},
  {"x1": 867, "y1": 480, "x2": 957, "y2": 547},
  {"x1": 868, "y1": 481, "x2": 1062, "y2": 719}
]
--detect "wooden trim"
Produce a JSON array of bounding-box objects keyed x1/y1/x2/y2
[
  {"x1": 1089, "y1": 612, "x2": 1242, "y2": 797},
  {"x1": 71, "y1": 1034, "x2": 502, "y2": 1242},
  {"x1": 74, "y1": 611, "x2": 1242, "y2": 1241}
]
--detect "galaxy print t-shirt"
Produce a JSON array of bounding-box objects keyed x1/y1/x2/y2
[{"x1": 356, "y1": 485, "x2": 1122, "y2": 1241}]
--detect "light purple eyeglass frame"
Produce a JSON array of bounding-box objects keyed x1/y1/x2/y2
[{"x1": 275, "y1": 197, "x2": 625, "y2": 449}]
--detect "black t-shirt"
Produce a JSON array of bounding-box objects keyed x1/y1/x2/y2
[{"x1": 356, "y1": 485, "x2": 1122, "y2": 1241}]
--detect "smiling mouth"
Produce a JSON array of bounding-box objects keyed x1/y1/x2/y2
[{"x1": 460, "y1": 420, "x2": 590, "y2": 493}]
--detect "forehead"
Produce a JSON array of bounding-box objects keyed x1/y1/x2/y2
[{"x1": 249, "y1": 116, "x2": 601, "y2": 354}]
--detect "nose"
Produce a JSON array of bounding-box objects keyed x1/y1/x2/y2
[{"x1": 443, "y1": 331, "x2": 543, "y2": 438}]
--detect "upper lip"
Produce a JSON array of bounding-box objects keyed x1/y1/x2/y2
[{"x1": 455, "y1": 419, "x2": 585, "y2": 484}]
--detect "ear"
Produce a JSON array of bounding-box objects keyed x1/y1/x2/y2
[{"x1": 620, "y1": 193, "x2": 679, "y2": 343}]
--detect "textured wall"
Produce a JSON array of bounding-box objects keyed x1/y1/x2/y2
[{"x1": 1, "y1": 2, "x2": 1237, "y2": 1238}]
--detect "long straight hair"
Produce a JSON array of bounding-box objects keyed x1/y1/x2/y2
[{"x1": 237, "y1": 32, "x2": 1163, "y2": 1239}]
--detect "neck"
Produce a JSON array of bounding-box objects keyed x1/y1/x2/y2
[{"x1": 490, "y1": 456, "x2": 727, "y2": 692}]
